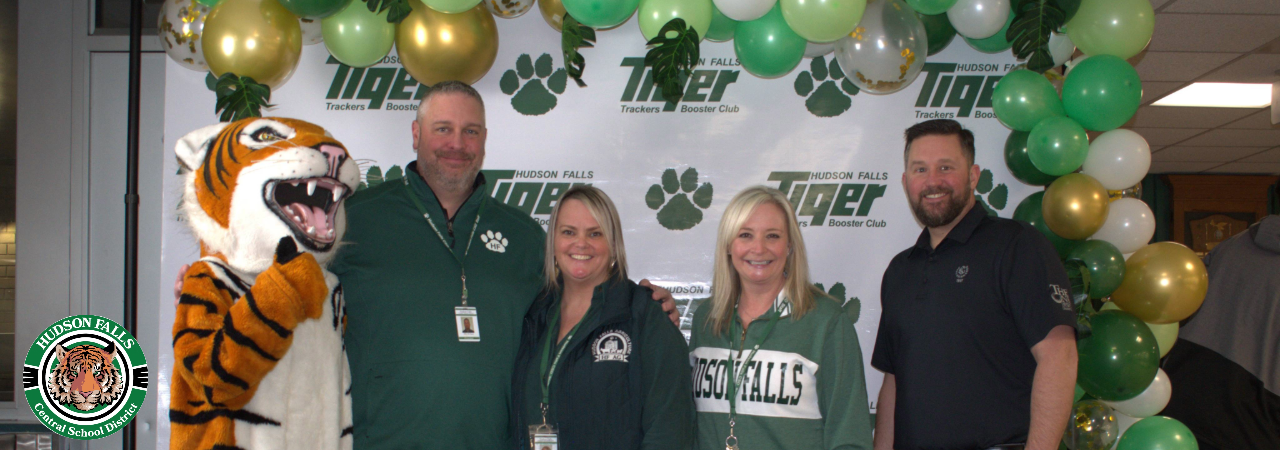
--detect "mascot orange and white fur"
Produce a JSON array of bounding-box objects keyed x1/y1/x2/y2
[{"x1": 169, "y1": 117, "x2": 356, "y2": 450}]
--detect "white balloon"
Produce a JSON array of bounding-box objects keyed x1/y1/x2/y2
[
  {"x1": 713, "y1": 0, "x2": 776, "y2": 21},
  {"x1": 1091, "y1": 198, "x2": 1155, "y2": 254},
  {"x1": 299, "y1": 18, "x2": 324, "y2": 45},
  {"x1": 484, "y1": 0, "x2": 535, "y2": 18},
  {"x1": 157, "y1": 0, "x2": 211, "y2": 71},
  {"x1": 1064, "y1": 54, "x2": 1089, "y2": 75},
  {"x1": 805, "y1": 41, "x2": 835, "y2": 58},
  {"x1": 1105, "y1": 369, "x2": 1171, "y2": 418},
  {"x1": 946, "y1": 0, "x2": 1009, "y2": 39},
  {"x1": 1083, "y1": 129, "x2": 1151, "y2": 190},
  {"x1": 1049, "y1": 32, "x2": 1075, "y2": 66}
]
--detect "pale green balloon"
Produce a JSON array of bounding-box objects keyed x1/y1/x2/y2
[
  {"x1": 321, "y1": 0, "x2": 395, "y2": 68},
  {"x1": 780, "y1": 0, "x2": 866, "y2": 43},
  {"x1": 639, "y1": 0, "x2": 713, "y2": 41},
  {"x1": 1064, "y1": 0, "x2": 1153, "y2": 59},
  {"x1": 426, "y1": 0, "x2": 483, "y2": 14}
]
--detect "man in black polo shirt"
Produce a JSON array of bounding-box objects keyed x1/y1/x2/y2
[{"x1": 871, "y1": 119, "x2": 1077, "y2": 450}]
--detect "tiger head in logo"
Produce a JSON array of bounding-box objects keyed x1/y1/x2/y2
[
  {"x1": 175, "y1": 117, "x2": 361, "y2": 272},
  {"x1": 47, "y1": 343, "x2": 126, "y2": 411}
]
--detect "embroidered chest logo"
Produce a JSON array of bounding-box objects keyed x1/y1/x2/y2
[
  {"x1": 955, "y1": 265, "x2": 969, "y2": 283},
  {"x1": 592, "y1": 330, "x2": 632, "y2": 363},
  {"x1": 480, "y1": 230, "x2": 508, "y2": 253},
  {"x1": 1049, "y1": 284, "x2": 1072, "y2": 311}
]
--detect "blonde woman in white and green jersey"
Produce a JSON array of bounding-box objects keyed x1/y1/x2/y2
[{"x1": 689, "y1": 186, "x2": 873, "y2": 450}]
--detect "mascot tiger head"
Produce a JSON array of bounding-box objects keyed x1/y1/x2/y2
[
  {"x1": 176, "y1": 118, "x2": 360, "y2": 273},
  {"x1": 47, "y1": 343, "x2": 126, "y2": 411}
]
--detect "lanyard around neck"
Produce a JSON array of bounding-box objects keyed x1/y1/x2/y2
[
  {"x1": 538, "y1": 301, "x2": 594, "y2": 415},
  {"x1": 402, "y1": 178, "x2": 483, "y2": 304},
  {"x1": 727, "y1": 300, "x2": 782, "y2": 419}
]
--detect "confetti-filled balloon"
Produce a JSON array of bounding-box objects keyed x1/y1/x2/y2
[
  {"x1": 833, "y1": 0, "x2": 927, "y2": 94},
  {"x1": 485, "y1": 0, "x2": 535, "y2": 18},
  {"x1": 158, "y1": 0, "x2": 212, "y2": 71}
]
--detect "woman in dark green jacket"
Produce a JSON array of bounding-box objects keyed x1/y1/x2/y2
[{"x1": 510, "y1": 185, "x2": 695, "y2": 450}]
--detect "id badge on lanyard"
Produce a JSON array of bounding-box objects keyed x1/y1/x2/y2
[{"x1": 403, "y1": 179, "x2": 485, "y2": 342}]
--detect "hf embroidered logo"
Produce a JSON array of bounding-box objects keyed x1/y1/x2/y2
[
  {"x1": 1050, "y1": 284, "x2": 1072, "y2": 311},
  {"x1": 955, "y1": 265, "x2": 969, "y2": 283},
  {"x1": 592, "y1": 330, "x2": 632, "y2": 363},
  {"x1": 481, "y1": 230, "x2": 508, "y2": 253},
  {"x1": 24, "y1": 315, "x2": 148, "y2": 440}
]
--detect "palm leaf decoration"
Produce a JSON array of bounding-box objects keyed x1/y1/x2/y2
[
  {"x1": 213, "y1": 73, "x2": 273, "y2": 123},
  {"x1": 364, "y1": 0, "x2": 412, "y2": 24},
  {"x1": 1007, "y1": 0, "x2": 1067, "y2": 73},
  {"x1": 644, "y1": 18, "x2": 700, "y2": 104},
  {"x1": 561, "y1": 14, "x2": 596, "y2": 88}
]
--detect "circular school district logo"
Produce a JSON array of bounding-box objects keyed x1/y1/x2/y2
[{"x1": 23, "y1": 315, "x2": 148, "y2": 440}]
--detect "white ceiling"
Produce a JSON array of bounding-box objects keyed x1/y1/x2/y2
[{"x1": 1104, "y1": 0, "x2": 1280, "y2": 175}]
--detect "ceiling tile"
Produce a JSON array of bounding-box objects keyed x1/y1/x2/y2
[
  {"x1": 1147, "y1": 14, "x2": 1280, "y2": 53},
  {"x1": 1178, "y1": 128, "x2": 1280, "y2": 146},
  {"x1": 1240, "y1": 147, "x2": 1280, "y2": 162},
  {"x1": 1198, "y1": 54, "x2": 1280, "y2": 83},
  {"x1": 1163, "y1": 0, "x2": 1280, "y2": 15},
  {"x1": 1129, "y1": 106, "x2": 1259, "y2": 128},
  {"x1": 1203, "y1": 162, "x2": 1280, "y2": 174},
  {"x1": 1151, "y1": 146, "x2": 1269, "y2": 162},
  {"x1": 1148, "y1": 161, "x2": 1219, "y2": 173},
  {"x1": 1140, "y1": 81, "x2": 1187, "y2": 104},
  {"x1": 1258, "y1": 36, "x2": 1280, "y2": 54},
  {"x1": 1130, "y1": 52, "x2": 1238, "y2": 82},
  {"x1": 1222, "y1": 110, "x2": 1280, "y2": 129},
  {"x1": 1128, "y1": 127, "x2": 1207, "y2": 146}
]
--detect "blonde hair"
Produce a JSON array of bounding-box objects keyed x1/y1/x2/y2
[
  {"x1": 706, "y1": 186, "x2": 820, "y2": 335},
  {"x1": 542, "y1": 185, "x2": 629, "y2": 291}
]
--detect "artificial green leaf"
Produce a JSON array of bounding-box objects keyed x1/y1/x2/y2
[
  {"x1": 205, "y1": 72, "x2": 218, "y2": 91},
  {"x1": 213, "y1": 73, "x2": 273, "y2": 123},
  {"x1": 644, "y1": 18, "x2": 700, "y2": 104},
  {"x1": 561, "y1": 14, "x2": 596, "y2": 88},
  {"x1": 364, "y1": 0, "x2": 411, "y2": 24},
  {"x1": 1007, "y1": 0, "x2": 1066, "y2": 73}
]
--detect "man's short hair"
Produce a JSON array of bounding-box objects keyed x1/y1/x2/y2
[
  {"x1": 903, "y1": 119, "x2": 975, "y2": 165},
  {"x1": 416, "y1": 80, "x2": 485, "y2": 120}
]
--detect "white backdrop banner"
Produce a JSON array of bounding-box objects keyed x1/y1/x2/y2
[{"x1": 157, "y1": 9, "x2": 1034, "y2": 447}]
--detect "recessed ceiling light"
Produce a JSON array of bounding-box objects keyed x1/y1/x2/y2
[{"x1": 1153, "y1": 83, "x2": 1272, "y2": 108}]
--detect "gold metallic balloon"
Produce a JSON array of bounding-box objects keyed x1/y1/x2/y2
[
  {"x1": 1043, "y1": 173, "x2": 1110, "y2": 240},
  {"x1": 537, "y1": 0, "x2": 566, "y2": 31},
  {"x1": 395, "y1": 1, "x2": 499, "y2": 86},
  {"x1": 1111, "y1": 242, "x2": 1208, "y2": 324},
  {"x1": 201, "y1": 0, "x2": 303, "y2": 88}
]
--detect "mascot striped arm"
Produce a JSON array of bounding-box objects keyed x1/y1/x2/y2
[{"x1": 169, "y1": 118, "x2": 357, "y2": 450}]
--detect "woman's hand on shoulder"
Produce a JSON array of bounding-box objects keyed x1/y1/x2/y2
[{"x1": 639, "y1": 279, "x2": 680, "y2": 327}]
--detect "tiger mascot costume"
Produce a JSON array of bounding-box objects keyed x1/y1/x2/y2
[{"x1": 170, "y1": 117, "x2": 357, "y2": 450}]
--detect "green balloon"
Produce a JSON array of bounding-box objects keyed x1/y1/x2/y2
[
  {"x1": 1116, "y1": 417, "x2": 1198, "y2": 450},
  {"x1": 1074, "y1": 385, "x2": 1086, "y2": 402},
  {"x1": 964, "y1": 9, "x2": 1013, "y2": 53},
  {"x1": 1078, "y1": 310, "x2": 1160, "y2": 401},
  {"x1": 1005, "y1": 131, "x2": 1058, "y2": 186},
  {"x1": 639, "y1": 0, "x2": 713, "y2": 41},
  {"x1": 706, "y1": 5, "x2": 737, "y2": 42},
  {"x1": 425, "y1": 0, "x2": 482, "y2": 14},
  {"x1": 780, "y1": 0, "x2": 866, "y2": 43},
  {"x1": 1062, "y1": 55, "x2": 1142, "y2": 132},
  {"x1": 917, "y1": 12, "x2": 955, "y2": 56},
  {"x1": 321, "y1": 0, "x2": 396, "y2": 68},
  {"x1": 1028, "y1": 116, "x2": 1089, "y2": 176},
  {"x1": 197, "y1": 0, "x2": 223, "y2": 7},
  {"x1": 907, "y1": 0, "x2": 956, "y2": 15},
  {"x1": 1065, "y1": 0, "x2": 1153, "y2": 60},
  {"x1": 278, "y1": 0, "x2": 352, "y2": 19},
  {"x1": 1013, "y1": 191, "x2": 1084, "y2": 259},
  {"x1": 1067, "y1": 240, "x2": 1126, "y2": 299},
  {"x1": 563, "y1": 0, "x2": 641, "y2": 28},
  {"x1": 734, "y1": 4, "x2": 807, "y2": 79},
  {"x1": 993, "y1": 70, "x2": 1066, "y2": 132}
]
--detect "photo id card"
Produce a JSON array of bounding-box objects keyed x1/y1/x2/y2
[
  {"x1": 455, "y1": 306, "x2": 480, "y2": 342},
  {"x1": 529, "y1": 425, "x2": 558, "y2": 450}
]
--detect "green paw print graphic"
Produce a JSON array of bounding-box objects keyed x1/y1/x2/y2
[
  {"x1": 815, "y1": 282, "x2": 860, "y2": 324},
  {"x1": 358, "y1": 164, "x2": 404, "y2": 191},
  {"x1": 794, "y1": 56, "x2": 860, "y2": 118},
  {"x1": 646, "y1": 168, "x2": 713, "y2": 231},
  {"x1": 975, "y1": 169, "x2": 1009, "y2": 216},
  {"x1": 499, "y1": 54, "x2": 568, "y2": 116}
]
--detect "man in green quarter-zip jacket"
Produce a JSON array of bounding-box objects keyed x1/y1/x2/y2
[{"x1": 329, "y1": 81, "x2": 677, "y2": 450}]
